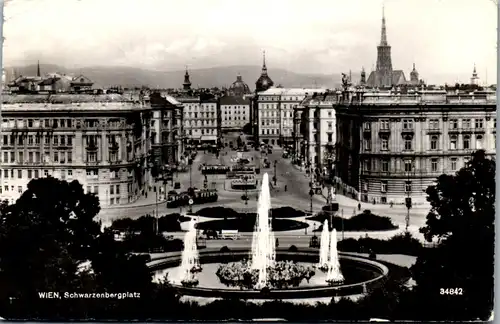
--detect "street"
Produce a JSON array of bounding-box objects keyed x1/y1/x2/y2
[{"x1": 99, "y1": 142, "x2": 430, "y2": 234}]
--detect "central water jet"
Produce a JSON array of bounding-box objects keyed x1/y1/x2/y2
[{"x1": 250, "y1": 173, "x2": 276, "y2": 289}]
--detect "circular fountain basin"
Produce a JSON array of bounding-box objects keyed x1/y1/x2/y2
[{"x1": 150, "y1": 248, "x2": 390, "y2": 299}]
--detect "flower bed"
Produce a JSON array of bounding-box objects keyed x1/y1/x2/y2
[
  {"x1": 308, "y1": 209, "x2": 398, "y2": 232},
  {"x1": 195, "y1": 206, "x2": 308, "y2": 219},
  {"x1": 196, "y1": 218, "x2": 308, "y2": 232},
  {"x1": 216, "y1": 260, "x2": 316, "y2": 289}
]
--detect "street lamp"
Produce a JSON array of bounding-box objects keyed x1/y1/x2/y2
[
  {"x1": 273, "y1": 160, "x2": 277, "y2": 185},
  {"x1": 405, "y1": 173, "x2": 412, "y2": 233},
  {"x1": 188, "y1": 158, "x2": 193, "y2": 189},
  {"x1": 243, "y1": 175, "x2": 249, "y2": 205},
  {"x1": 309, "y1": 188, "x2": 314, "y2": 214},
  {"x1": 155, "y1": 186, "x2": 159, "y2": 235}
]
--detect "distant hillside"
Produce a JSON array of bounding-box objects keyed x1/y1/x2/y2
[{"x1": 6, "y1": 64, "x2": 342, "y2": 90}]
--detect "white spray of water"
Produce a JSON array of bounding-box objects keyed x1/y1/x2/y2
[
  {"x1": 250, "y1": 173, "x2": 276, "y2": 289},
  {"x1": 326, "y1": 228, "x2": 344, "y2": 283},
  {"x1": 318, "y1": 220, "x2": 330, "y2": 269},
  {"x1": 177, "y1": 218, "x2": 202, "y2": 284}
]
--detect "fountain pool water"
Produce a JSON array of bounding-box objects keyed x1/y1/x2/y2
[{"x1": 151, "y1": 173, "x2": 391, "y2": 298}]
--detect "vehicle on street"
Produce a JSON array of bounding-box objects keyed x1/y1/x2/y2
[
  {"x1": 220, "y1": 230, "x2": 240, "y2": 240},
  {"x1": 201, "y1": 164, "x2": 230, "y2": 175},
  {"x1": 166, "y1": 189, "x2": 218, "y2": 208}
]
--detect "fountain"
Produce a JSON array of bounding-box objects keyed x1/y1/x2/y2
[
  {"x1": 151, "y1": 173, "x2": 391, "y2": 299},
  {"x1": 326, "y1": 228, "x2": 345, "y2": 284},
  {"x1": 318, "y1": 220, "x2": 330, "y2": 271},
  {"x1": 250, "y1": 173, "x2": 276, "y2": 289},
  {"x1": 177, "y1": 218, "x2": 202, "y2": 287}
]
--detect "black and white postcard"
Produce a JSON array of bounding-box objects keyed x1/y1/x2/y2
[{"x1": 0, "y1": 0, "x2": 496, "y2": 321}]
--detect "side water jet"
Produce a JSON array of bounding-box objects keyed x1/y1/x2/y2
[
  {"x1": 177, "y1": 218, "x2": 202, "y2": 287},
  {"x1": 326, "y1": 228, "x2": 345, "y2": 284},
  {"x1": 251, "y1": 173, "x2": 276, "y2": 289},
  {"x1": 318, "y1": 220, "x2": 330, "y2": 270}
]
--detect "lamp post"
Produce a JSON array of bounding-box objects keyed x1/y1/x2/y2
[
  {"x1": 309, "y1": 188, "x2": 314, "y2": 214},
  {"x1": 243, "y1": 175, "x2": 249, "y2": 205},
  {"x1": 155, "y1": 186, "x2": 159, "y2": 235},
  {"x1": 188, "y1": 158, "x2": 193, "y2": 189},
  {"x1": 273, "y1": 160, "x2": 277, "y2": 185},
  {"x1": 405, "y1": 172, "x2": 412, "y2": 233}
]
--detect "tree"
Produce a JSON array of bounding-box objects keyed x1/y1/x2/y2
[
  {"x1": 411, "y1": 150, "x2": 495, "y2": 320},
  {"x1": 0, "y1": 178, "x2": 158, "y2": 319}
]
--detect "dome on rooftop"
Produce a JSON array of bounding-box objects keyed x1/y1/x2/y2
[{"x1": 228, "y1": 74, "x2": 251, "y2": 96}]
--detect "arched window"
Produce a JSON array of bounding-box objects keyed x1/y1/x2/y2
[
  {"x1": 463, "y1": 135, "x2": 470, "y2": 150},
  {"x1": 476, "y1": 135, "x2": 483, "y2": 149},
  {"x1": 430, "y1": 136, "x2": 438, "y2": 150}
]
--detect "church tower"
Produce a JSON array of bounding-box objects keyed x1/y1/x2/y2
[
  {"x1": 255, "y1": 51, "x2": 274, "y2": 92},
  {"x1": 410, "y1": 63, "x2": 419, "y2": 85},
  {"x1": 360, "y1": 67, "x2": 366, "y2": 85},
  {"x1": 470, "y1": 64, "x2": 480, "y2": 85},
  {"x1": 375, "y1": 6, "x2": 393, "y2": 87},
  {"x1": 183, "y1": 67, "x2": 192, "y2": 90}
]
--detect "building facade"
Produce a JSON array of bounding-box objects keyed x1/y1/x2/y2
[
  {"x1": 256, "y1": 88, "x2": 327, "y2": 146},
  {"x1": 0, "y1": 91, "x2": 184, "y2": 206},
  {"x1": 297, "y1": 93, "x2": 338, "y2": 173},
  {"x1": 335, "y1": 89, "x2": 496, "y2": 205},
  {"x1": 177, "y1": 96, "x2": 219, "y2": 145},
  {"x1": 220, "y1": 96, "x2": 250, "y2": 131}
]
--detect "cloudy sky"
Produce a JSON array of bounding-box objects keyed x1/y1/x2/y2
[{"x1": 3, "y1": 0, "x2": 498, "y2": 84}]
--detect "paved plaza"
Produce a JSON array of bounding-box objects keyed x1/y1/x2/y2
[{"x1": 99, "y1": 142, "x2": 431, "y2": 242}]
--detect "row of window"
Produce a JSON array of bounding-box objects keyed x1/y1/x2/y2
[
  {"x1": 184, "y1": 112, "x2": 216, "y2": 118},
  {"x1": 183, "y1": 120, "x2": 216, "y2": 126},
  {"x1": 259, "y1": 96, "x2": 301, "y2": 101},
  {"x1": 364, "y1": 118, "x2": 495, "y2": 131},
  {"x1": 2, "y1": 150, "x2": 74, "y2": 164},
  {"x1": 184, "y1": 105, "x2": 216, "y2": 111},
  {"x1": 363, "y1": 134, "x2": 493, "y2": 151},
  {"x1": 2, "y1": 134, "x2": 74, "y2": 147},
  {"x1": 224, "y1": 116, "x2": 246, "y2": 121},
  {"x1": 259, "y1": 111, "x2": 295, "y2": 118},
  {"x1": 362, "y1": 156, "x2": 468, "y2": 173},
  {"x1": 223, "y1": 110, "x2": 247, "y2": 115},
  {"x1": 185, "y1": 129, "x2": 216, "y2": 136},
  {"x1": 86, "y1": 151, "x2": 121, "y2": 163}
]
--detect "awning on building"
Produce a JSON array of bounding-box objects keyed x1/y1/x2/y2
[{"x1": 200, "y1": 135, "x2": 217, "y2": 142}]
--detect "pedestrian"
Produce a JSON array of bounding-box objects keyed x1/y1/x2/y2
[
  {"x1": 358, "y1": 203, "x2": 361, "y2": 211},
  {"x1": 284, "y1": 185, "x2": 287, "y2": 192},
  {"x1": 276, "y1": 238, "x2": 279, "y2": 248}
]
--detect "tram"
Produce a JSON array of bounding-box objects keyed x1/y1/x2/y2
[
  {"x1": 166, "y1": 189, "x2": 219, "y2": 208},
  {"x1": 201, "y1": 164, "x2": 230, "y2": 175}
]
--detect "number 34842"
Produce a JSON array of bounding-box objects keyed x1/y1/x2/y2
[{"x1": 440, "y1": 288, "x2": 463, "y2": 295}]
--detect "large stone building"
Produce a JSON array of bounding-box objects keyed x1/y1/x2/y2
[
  {"x1": 255, "y1": 88, "x2": 327, "y2": 146},
  {"x1": 294, "y1": 92, "x2": 338, "y2": 173},
  {"x1": 176, "y1": 96, "x2": 219, "y2": 145},
  {"x1": 220, "y1": 96, "x2": 250, "y2": 131},
  {"x1": 0, "y1": 91, "x2": 184, "y2": 206},
  {"x1": 335, "y1": 88, "x2": 496, "y2": 205},
  {"x1": 365, "y1": 8, "x2": 420, "y2": 88}
]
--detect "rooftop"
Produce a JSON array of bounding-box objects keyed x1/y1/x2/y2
[
  {"x1": 258, "y1": 88, "x2": 328, "y2": 96},
  {"x1": 2, "y1": 93, "x2": 132, "y2": 104},
  {"x1": 219, "y1": 96, "x2": 250, "y2": 105}
]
